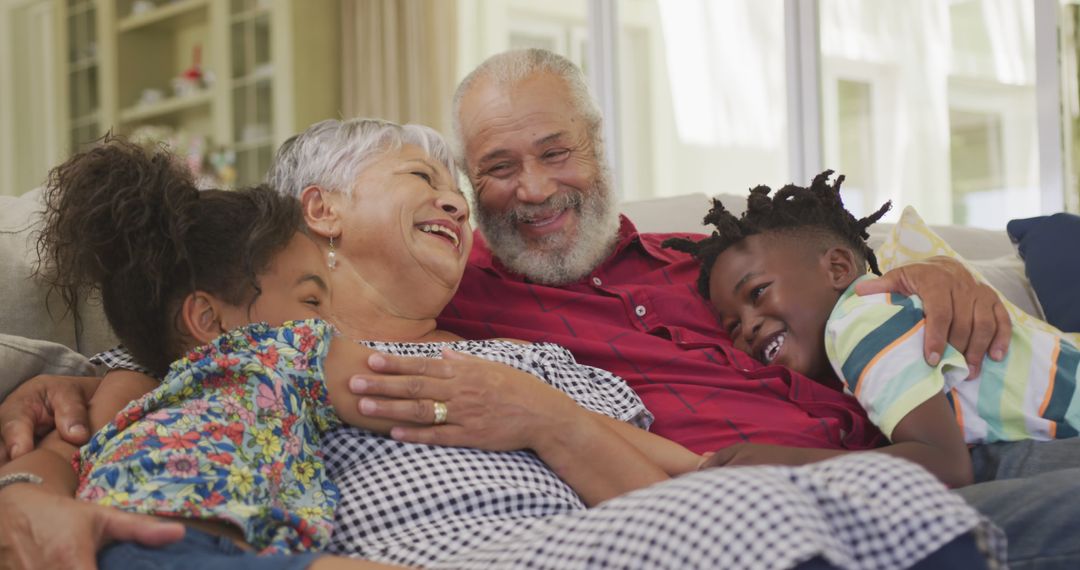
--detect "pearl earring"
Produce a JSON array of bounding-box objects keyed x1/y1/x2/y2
[{"x1": 327, "y1": 235, "x2": 337, "y2": 270}]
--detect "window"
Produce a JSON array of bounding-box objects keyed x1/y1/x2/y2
[
  {"x1": 819, "y1": 0, "x2": 1038, "y2": 228},
  {"x1": 616, "y1": 0, "x2": 789, "y2": 201}
]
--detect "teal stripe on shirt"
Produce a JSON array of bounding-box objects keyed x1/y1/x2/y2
[
  {"x1": 1046, "y1": 340, "x2": 1080, "y2": 438},
  {"x1": 841, "y1": 294, "x2": 923, "y2": 395}
]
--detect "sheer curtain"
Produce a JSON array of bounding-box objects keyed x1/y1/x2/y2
[{"x1": 341, "y1": 0, "x2": 458, "y2": 136}]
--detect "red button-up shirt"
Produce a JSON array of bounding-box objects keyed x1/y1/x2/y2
[{"x1": 439, "y1": 216, "x2": 884, "y2": 453}]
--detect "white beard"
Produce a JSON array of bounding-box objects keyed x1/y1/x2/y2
[{"x1": 476, "y1": 171, "x2": 620, "y2": 286}]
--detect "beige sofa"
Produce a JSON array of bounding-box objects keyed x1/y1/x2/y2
[{"x1": 0, "y1": 187, "x2": 1044, "y2": 400}]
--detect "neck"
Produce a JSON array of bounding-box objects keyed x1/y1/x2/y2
[{"x1": 327, "y1": 260, "x2": 458, "y2": 343}]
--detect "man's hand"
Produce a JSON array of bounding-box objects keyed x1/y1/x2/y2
[
  {"x1": 856, "y1": 256, "x2": 1011, "y2": 378},
  {"x1": 0, "y1": 375, "x2": 100, "y2": 463},
  {"x1": 348, "y1": 349, "x2": 583, "y2": 451},
  {"x1": 0, "y1": 484, "x2": 184, "y2": 570}
]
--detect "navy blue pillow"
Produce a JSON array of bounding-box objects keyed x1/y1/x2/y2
[{"x1": 1007, "y1": 213, "x2": 1080, "y2": 333}]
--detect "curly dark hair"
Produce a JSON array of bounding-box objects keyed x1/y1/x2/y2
[
  {"x1": 36, "y1": 136, "x2": 304, "y2": 376},
  {"x1": 662, "y1": 170, "x2": 891, "y2": 300}
]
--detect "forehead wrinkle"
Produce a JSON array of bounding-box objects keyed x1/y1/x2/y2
[{"x1": 534, "y1": 131, "x2": 567, "y2": 147}]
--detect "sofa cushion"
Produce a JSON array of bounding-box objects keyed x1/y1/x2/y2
[
  {"x1": 0, "y1": 333, "x2": 96, "y2": 401},
  {"x1": 0, "y1": 188, "x2": 116, "y2": 357},
  {"x1": 1007, "y1": 213, "x2": 1080, "y2": 333},
  {"x1": 619, "y1": 192, "x2": 1016, "y2": 262},
  {"x1": 619, "y1": 193, "x2": 711, "y2": 234},
  {"x1": 877, "y1": 206, "x2": 1080, "y2": 347}
]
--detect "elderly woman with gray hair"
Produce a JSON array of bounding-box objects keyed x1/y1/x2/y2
[{"x1": 0, "y1": 118, "x2": 1001, "y2": 570}]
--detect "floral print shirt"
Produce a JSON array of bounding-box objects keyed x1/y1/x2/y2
[{"x1": 75, "y1": 319, "x2": 342, "y2": 554}]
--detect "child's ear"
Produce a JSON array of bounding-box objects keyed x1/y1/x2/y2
[
  {"x1": 180, "y1": 292, "x2": 229, "y2": 344},
  {"x1": 300, "y1": 185, "x2": 342, "y2": 241},
  {"x1": 823, "y1": 247, "x2": 859, "y2": 291}
]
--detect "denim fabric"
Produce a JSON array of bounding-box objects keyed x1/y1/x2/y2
[
  {"x1": 969, "y1": 438, "x2": 1080, "y2": 483},
  {"x1": 793, "y1": 533, "x2": 987, "y2": 570},
  {"x1": 97, "y1": 527, "x2": 321, "y2": 570},
  {"x1": 956, "y1": 439, "x2": 1080, "y2": 570}
]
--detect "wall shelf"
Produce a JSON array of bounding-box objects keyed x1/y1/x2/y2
[
  {"x1": 117, "y1": 0, "x2": 207, "y2": 33},
  {"x1": 54, "y1": 0, "x2": 340, "y2": 187},
  {"x1": 119, "y1": 90, "x2": 211, "y2": 123}
]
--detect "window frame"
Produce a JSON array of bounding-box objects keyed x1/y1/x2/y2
[{"x1": 586, "y1": 0, "x2": 1067, "y2": 214}]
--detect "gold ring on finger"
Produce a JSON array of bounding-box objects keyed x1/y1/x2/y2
[{"x1": 433, "y1": 401, "x2": 448, "y2": 425}]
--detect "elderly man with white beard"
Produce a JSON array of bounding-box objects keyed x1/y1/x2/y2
[{"x1": 351, "y1": 48, "x2": 1080, "y2": 570}]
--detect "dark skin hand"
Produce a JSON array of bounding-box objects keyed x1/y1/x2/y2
[
  {"x1": 700, "y1": 393, "x2": 974, "y2": 488},
  {"x1": 859, "y1": 256, "x2": 1011, "y2": 378},
  {"x1": 0, "y1": 484, "x2": 185, "y2": 570},
  {"x1": 0, "y1": 374, "x2": 100, "y2": 464}
]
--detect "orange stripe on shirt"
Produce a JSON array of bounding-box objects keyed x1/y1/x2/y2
[
  {"x1": 855, "y1": 321, "x2": 926, "y2": 399},
  {"x1": 1039, "y1": 341, "x2": 1061, "y2": 439},
  {"x1": 951, "y1": 387, "x2": 965, "y2": 433},
  {"x1": 1039, "y1": 341, "x2": 1062, "y2": 416}
]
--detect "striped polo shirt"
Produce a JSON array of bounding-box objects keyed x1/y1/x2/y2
[{"x1": 825, "y1": 275, "x2": 1080, "y2": 443}]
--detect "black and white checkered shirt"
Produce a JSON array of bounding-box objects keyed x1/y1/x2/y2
[
  {"x1": 94, "y1": 341, "x2": 1004, "y2": 568},
  {"x1": 90, "y1": 345, "x2": 152, "y2": 376}
]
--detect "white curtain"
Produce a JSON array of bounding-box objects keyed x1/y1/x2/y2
[{"x1": 341, "y1": 0, "x2": 458, "y2": 136}]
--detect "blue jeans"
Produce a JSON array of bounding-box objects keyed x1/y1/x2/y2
[
  {"x1": 955, "y1": 438, "x2": 1080, "y2": 570},
  {"x1": 98, "y1": 527, "x2": 321, "y2": 570},
  {"x1": 795, "y1": 533, "x2": 988, "y2": 570}
]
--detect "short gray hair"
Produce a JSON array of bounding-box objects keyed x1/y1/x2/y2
[
  {"x1": 451, "y1": 49, "x2": 604, "y2": 174},
  {"x1": 268, "y1": 118, "x2": 458, "y2": 199}
]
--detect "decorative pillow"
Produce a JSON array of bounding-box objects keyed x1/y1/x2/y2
[
  {"x1": 0, "y1": 333, "x2": 96, "y2": 401},
  {"x1": 1007, "y1": 213, "x2": 1080, "y2": 333},
  {"x1": 876, "y1": 206, "x2": 1080, "y2": 347}
]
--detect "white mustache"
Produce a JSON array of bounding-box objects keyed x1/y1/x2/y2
[{"x1": 510, "y1": 192, "x2": 582, "y2": 224}]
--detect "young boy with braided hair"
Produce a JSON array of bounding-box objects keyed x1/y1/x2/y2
[{"x1": 665, "y1": 171, "x2": 1080, "y2": 488}]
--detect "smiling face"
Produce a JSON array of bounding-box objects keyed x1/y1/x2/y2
[
  {"x1": 217, "y1": 232, "x2": 330, "y2": 329},
  {"x1": 459, "y1": 71, "x2": 620, "y2": 284},
  {"x1": 330, "y1": 143, "x2": 472, "y2": 303},
  {"x1": 707, "y1": 233, "x2": 857, "y2": 382}
]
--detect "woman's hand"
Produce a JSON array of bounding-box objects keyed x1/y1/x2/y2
[
  {"x1": 856, "y1": 256, "x2": 1011, "y2": 378},
  {"x1": 699, "y1": 443, "x2": 846, "y2": 469},
  {"x1": 0, "y1": 484, "x2": 184, "y2": 570},
  {"x1": 0, "y1": 374, "x2": 100, "y2": 463},
  {"x1": 350, "y1": 349, "x2": 671, "y2": 504},
  {"x1": 348, "y1": 349, "x2": 585, "y2": 452}
]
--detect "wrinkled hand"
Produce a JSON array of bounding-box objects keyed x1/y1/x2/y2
[
  {"x1": 0, "y1": 485, "x2": 184, "y2": 570},
  {"x1": 349, "y1": 349, "x2": 583, "y2": 451},
  {"x1": 0, "y1": 375, "x2": 100, "y2": 463},
  {"x1": 856, "y1": 256, "x2": 1011, "y2": 378}
]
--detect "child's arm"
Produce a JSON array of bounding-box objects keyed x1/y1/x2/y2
[
  {"x1": 700, "y1": 394, "x2": 974, "y2": 487},
  {"x1": 590, "y1": 413, "x2": 702, "y2": 476},
  {"x1": 322, "y1": 337, "x2": 434, "y2": 434},
  {"x1": 0, "y1": 368, "x2": 183, "y2": 569},
  {"x1": 0, "y1": 369, "x2": 161, "y2": 494},
  {"x1": 874, "y1": 392, "x2": 974, "y2": 486}
]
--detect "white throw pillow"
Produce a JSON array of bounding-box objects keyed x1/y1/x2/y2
[{"x1": 0, "y1": 333, "x2": 96, "y2": 401}]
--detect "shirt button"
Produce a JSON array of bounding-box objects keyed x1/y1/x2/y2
[
  {"x1": 592, "y1": 277, "x2": 603, "y2": 287},
  {"x1": 634, "y1": 305, "x2": 647, "y2": 317}
]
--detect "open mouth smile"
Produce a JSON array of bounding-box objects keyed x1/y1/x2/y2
[
  {"x1": 417, "y1": 222, "x2": 461, "y2": 250},
  {"x1": 756, "y1": 331, "x2": 786, "y2": 364}
]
